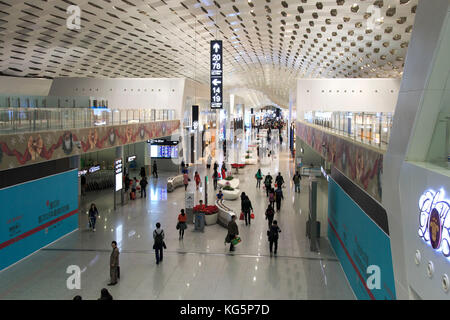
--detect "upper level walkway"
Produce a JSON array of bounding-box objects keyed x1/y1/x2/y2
[
  {"x1": 0, "y1": 108, "x2": 180, "y2": 171},
  {"x1": 0, "y1": 108, "x2": 176, "y2": 135}
]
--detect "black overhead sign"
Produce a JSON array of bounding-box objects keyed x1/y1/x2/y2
[{"x1": 210, "y1": 40, "x2": 223, "y2": 109}]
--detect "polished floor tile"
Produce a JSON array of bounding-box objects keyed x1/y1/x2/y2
[{"x1": 0, "y1": 130, "x2": 354, "y2": 300}]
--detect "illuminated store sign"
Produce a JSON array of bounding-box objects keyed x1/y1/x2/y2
[
  {"x1": 89, "y1": 166, "x2": 101, "y2": 173},
  {"x1": 127, "y1": 155, "x2": 136, "y2": 162},
  {"x1": 78, "y1": 170, "x2": 87, "y2": 177},
  {"x1": 418, "y1": 189, "x2": 450, "y2": 258},
  {"x1": 115, "y1": 159, "x2": 123, "y2": 192}
]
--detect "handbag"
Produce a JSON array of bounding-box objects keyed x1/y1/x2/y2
[
  {"x1": 250, "y1": 212, "x2": 255, "y2": 219},
  {"x1": 117, "y1": 266, "x2": 120, "y2": 279},
  {"x1": 239, "y1": 212, "x2": 244, "y2": 220},
  {"x1": 231, "y1": 236, "x2": 241, "y2": 246},
  {"x1": 176, "y1": 222, "x2": 180, "y2": 230}
]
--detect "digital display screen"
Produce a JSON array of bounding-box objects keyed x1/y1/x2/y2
[
  {"x1": 115, "y1": 172, "x2": 123, "y2": 192},
  {"x1": 151, "y1": 145, "x2": 178, "y2": 159}
]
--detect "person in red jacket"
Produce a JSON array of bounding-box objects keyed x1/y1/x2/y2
[
  {"x1": 177, "y1": 209, "x2": 187, "y2": 240},
  {"x1": 194, "y1": 171, "x2": 201, "y2": 190}
]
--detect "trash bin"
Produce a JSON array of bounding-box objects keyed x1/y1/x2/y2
[{"x1": 194, "y1": 211, "x2": 205, "y2": 232}]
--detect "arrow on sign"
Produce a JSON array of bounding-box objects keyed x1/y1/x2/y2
[
  {"x1": 212, "y1": 79, "x2": 222, "y2": 86},
  {"x1": 213, "y1": 43, "x2": 221, "y2": 53}
]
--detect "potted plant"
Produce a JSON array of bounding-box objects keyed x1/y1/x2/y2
[
  {"x1": 225, "y1": 176, "x2": 234, "y2": 181},
  {"x1": 223, "y1": 185, "x2": 234, "y2": 191}
]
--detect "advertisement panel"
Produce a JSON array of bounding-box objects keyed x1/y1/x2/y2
[
  {"x1": 327, "y1": 177, "x2": 396, "y2": 300},
  {"x1": 0, "y1": 169, "x2": 78, "y2": 271}
]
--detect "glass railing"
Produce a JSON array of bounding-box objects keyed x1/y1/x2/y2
[
  {"x1": 303, "y1": 111, "x2": 394, "y2": 151},
  {"x1": 0, "y1": 108, "x2": 176, "y2": 134}
]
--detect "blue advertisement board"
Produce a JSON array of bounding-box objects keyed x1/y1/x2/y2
[
  {"x1": 0, "y1": 169, "x2": 78, "y2": 271},
  {"x1": 327, "y1": 178, "x2": 396, "y2": 300}
]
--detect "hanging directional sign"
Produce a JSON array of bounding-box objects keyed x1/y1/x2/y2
[{"x1": 210, "y1": 40, "x2": 223, "y2": 109}]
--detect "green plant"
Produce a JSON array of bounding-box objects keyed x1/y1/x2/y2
[
  {"x1": 225, "y1": 176, "x2": 234, "y2": 180},
  {"x1": 245, "y1": 155, "x2": 250, "y2": 159},
  {"x1": 223, "y1": 185, "x2": 234, "y2": 191}
]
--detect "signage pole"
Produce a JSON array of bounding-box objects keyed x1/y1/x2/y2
[{"x1": 205, "y1": 176, "x2": 208, "y2": 206}]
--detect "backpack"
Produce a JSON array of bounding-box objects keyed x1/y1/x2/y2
[
  {"x1": 154, "y1": 231, "x2": 164, "y2": 245},
  {"x1": 269, "y1": 193, "x2": 275, "y2": 202}
]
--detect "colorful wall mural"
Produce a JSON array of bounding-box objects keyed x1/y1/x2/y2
[
  {"x1": 0, "y1": 120, "x2": 180, "y2": 171},
  {"x1": 296, "y1": 121, "x2": 383, "y2": 202}
]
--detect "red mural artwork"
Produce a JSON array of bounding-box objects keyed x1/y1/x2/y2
[
  {"x1": 0, "y1": 120, "x2": 179, "y2": 169},
  {"x1": 296, "y1": 122, "x2": 383, "y2": 201}
]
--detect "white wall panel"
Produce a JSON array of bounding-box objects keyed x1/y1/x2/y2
[
  {"x1": 297, "y1": 78, "x2": 400, "y2": 119},
  {"x1": 0, "y1": 76, "x2": 52, "y2": 96}
]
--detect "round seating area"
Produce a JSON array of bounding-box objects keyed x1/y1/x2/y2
[{"x1": 167, "y1": 174, "x2": 184, "y2": 192}]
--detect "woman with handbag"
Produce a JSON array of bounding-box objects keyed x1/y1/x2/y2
[
  {"x1": 226, "y1": 215, "x2": 239, "y2": 252},
  {"x1": 177, "y1": 209, "x2": 187, "y2": 240}
]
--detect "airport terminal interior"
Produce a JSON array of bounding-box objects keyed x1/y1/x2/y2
[{"x1": 0, "y1": 0, "x2": 449, "y2": 300}]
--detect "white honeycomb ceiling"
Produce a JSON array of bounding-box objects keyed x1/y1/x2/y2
[{"x1": 0, "y1": 0, "x2": 418, "y2": 107}]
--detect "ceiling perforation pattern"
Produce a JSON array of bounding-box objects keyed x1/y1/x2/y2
[{"x1": 0, "y1": 0, "x2": 417, "y2": 107}]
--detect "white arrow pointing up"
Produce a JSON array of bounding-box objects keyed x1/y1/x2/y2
[
  {"x1": 212, "y1": 79, "x2": 222, "y2": 86},
  {"x1": 213, "y1": 43, "x2": 221, "y2": 53}
]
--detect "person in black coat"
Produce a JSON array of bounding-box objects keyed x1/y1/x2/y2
[
  {"x1": 152, "y1": 162, "x2": 158, "y2": 178},
  {"x1": 268, "y1": 220, "x2": 281, "y2": 255},
  {"x1": 275, "y1": 187, "x2": 284, "y2": 212},
  {"x1": 98, "y1": 288, "x2": 113, "y2": 300},
  {"x1": 241, "y1": 195, "x2": 253, "y2": 226},
  {"x1": 88, "y1": 203, "x2": 98, "y2": 232},
  {"x1": 265, "y1": 204, "x2": 275, "y2": 229},
  {"x1": 140, "y1": 176, "x2": 148, "y2": 198},
  {"x1": 275, "y1": 172, "x2": 284, "y2": 188}
]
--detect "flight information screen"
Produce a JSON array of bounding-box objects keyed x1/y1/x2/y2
[{"x1": 151, "y1": 145, "x2": 178, "y2": 159}]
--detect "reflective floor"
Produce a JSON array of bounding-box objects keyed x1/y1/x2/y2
[{"x1": 0, "y1": 130, "x2": 354, "y2": 300}]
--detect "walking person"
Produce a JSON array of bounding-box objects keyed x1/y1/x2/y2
[
  {"x1": 268, "y1": 188, "x2": 276, "y2": 209},
  {"x1": 183, "y1": 171, "x2": 189, "y2": 191},
  {"x1": 265, "y1": 204, "x2": 275, "y2": 229},
  {"x1": 221, "y1": 164, "x2": 226, "y2": 180},
  {"x1": 140, "y1": 166, "x2": 146, "y2": 179},
  {"x1": 275, "y1": 172, "x2": 285, "y2": 189},
  {"x1": 207, "y1": 155, "x2": 212, "y2": 170},
  {"x1": 275, "y1": 187, "x2": 284, "y2": 212},
  {"x1": 140, "y1": 176, "x2": 148, "y2": 198},
  {"x1": 131, "y1": 177, "x2": 137, "y2": 200},
  {"x1": 226, "y1": 215, "x2": 239, "y2": 252},
  {"x1": 293, "y1": 171, "x2": 302, "y2": 193},
  {"x1": 264, "y1": 172, "x2": 273, "y2": 197},
  {"x1": 98, "y1": 288, "x2": 113, "y2": 300},
  {"x1": 180, "y1": 159, "x2": 185, "y2": 174},
  {"x1": 177, "y1": 209, "x2": 187, "y2": 240},
  {"x1": 255, "y1": 169, "x2": 263, "y2": 188},
  {"x1": 213, "y1": 169, "x2": 219, "y2": 190},
  {"x1": 108, "y1": 241, "x2": 119, "y2": 286},
  {"x1": 268, "y1": 220, "x2": 281, "y2": 255},
  {"x1": 242, "y1": 195, "x2": 254, "y2": 226},
  {"x1": 81, "y1": 174, "x2": 87, "y2": 196},
  {"x1": 152, "y1": 161, "x2": 158, "y2": 178},
  {"x1": 153, "y1": 223, "x2": 165, "y2": 265},
  {"x1": 194, "y1": 171, "x2": 201, "y2": 190},
  {"x1": 88, "y1": 203, "x2": 98, "y2": 232}
]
